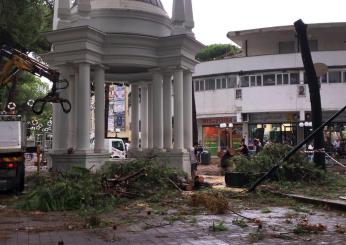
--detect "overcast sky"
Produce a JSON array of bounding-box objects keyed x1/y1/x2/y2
[{"x1": 161, "y1": 0, "x2": 346, "y2": 45}]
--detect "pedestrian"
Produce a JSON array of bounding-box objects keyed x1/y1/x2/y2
[
  {"x1": 253, "y1": 139, "x2": 262, "y2": 154},
  {"x1": 220, "y1": 148, "x2": 235, "y2": 170},
  {"x1": 237, "y1": 138, "x2": 249, "y2": 157}
]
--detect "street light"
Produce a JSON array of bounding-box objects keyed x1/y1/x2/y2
[{"x1": 299, "y1": 121, "x2": 312, "y2": 128}]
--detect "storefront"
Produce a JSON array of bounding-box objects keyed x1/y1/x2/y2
[
  {"x1": 248, "y1": 123, "x2": 297, "y2": 146},
  {"x1": 200, "y1": 117, "x2": 243, "y2": 156}
]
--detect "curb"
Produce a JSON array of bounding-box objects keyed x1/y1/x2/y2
[{"x1": 265, "y1": 190, "x2": 346, "y2": 211}]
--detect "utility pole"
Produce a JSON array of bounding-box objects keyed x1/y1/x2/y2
[{"x1": 294, "y1": 19, "x2": 325, "y2": 169}]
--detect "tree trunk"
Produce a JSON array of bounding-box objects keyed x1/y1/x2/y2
[
  {"x1": 192, "y1": 81, "x2": 198, "y2": 144},
  {"x1": 294, "y1": 19, "x2": 325, "y2": 169}
]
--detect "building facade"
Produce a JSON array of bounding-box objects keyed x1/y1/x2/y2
[{"x1": 193, "y1": 23, "x2": 346, "y2": 156}]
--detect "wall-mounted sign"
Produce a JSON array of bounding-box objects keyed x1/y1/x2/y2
[{"x1": 201, "y1": 117, "x2": 234, "y2": 125}]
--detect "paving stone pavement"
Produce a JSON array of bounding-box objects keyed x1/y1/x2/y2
[{"x1": 1, "y1": 206, "x2": 345, "y2": 245}]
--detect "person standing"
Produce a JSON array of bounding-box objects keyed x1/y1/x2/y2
[
  {"x1": 237, "y1": 138, "x2": 249, "y2": 157},
  {"x1": 254, "y1": 139, "x2": 262, "y2": 154}
]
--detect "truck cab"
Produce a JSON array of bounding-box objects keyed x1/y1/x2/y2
[{"x1": 0, "y1": 113, "x2": 26, "y2": 192}]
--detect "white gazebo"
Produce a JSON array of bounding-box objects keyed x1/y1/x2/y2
[{"x1": 43, "y1": 0, "x2": 204, "y2": 174}]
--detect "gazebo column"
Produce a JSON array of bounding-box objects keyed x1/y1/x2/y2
[
  {"x1": 183, "y1": 70, "x2": 193, "y2": 150},
  {"x1": 152, "y1": 72, "x2": 163, "y2": 150},
  {"x1": 131, "y1": 84, "x2": 140, "y2": 150},
  {"x1": 76, "y1": 63, "x2": 91, "y2": 151},
  {"x1": 148, "y1": 83, "x2": 153, "y2": 148},
  {"x1": 173, "y1": 69, "x2": 184, "y2": 151},
  {"x1": 53, "y1": 65, "x2": 70, "y2": 151},
  {"x1": 94, "y1": 66, "x2": 105, "y2": 153},
  {"x1": 163, "y1": 73, "x2": 172, "y2": 150},
  {"x1": 140, "y1": 83, "x2": 148, "y2": 149}
]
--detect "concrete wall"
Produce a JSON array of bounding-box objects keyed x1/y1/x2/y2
[
  {"x1": 194, "y1": 82, "x2": 346, "y2": 117},
  {"x1": 231, "y1": 26, "x2": 346, "y2": 56},
  {"x1": 194, "y1": 50, "x2": 346, "y2": 77}
]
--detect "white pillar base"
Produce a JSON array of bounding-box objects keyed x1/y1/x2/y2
[{"x1": 48, "y1": 152, "x2": 111, "y2": 172}]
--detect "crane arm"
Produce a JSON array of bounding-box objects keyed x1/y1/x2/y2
[{"x1": 0, "y1": 47, "x2": 71, "y2": 114}]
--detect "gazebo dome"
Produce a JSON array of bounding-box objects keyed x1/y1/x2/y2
[{"x1": 65, "y1": 0, "x2": 172, "y2": 37}]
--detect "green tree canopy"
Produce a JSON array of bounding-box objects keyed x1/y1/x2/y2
[
  {"x1": 196, "y1": 44, "x2": 241, "y2": 62},
  {"x1": 0, "y1": 0, "x2": 53, "y2": 126},
  {"x1": 0, "y1": 0, "x2": 52, "y2": 52}
]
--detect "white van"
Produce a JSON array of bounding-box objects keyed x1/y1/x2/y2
[{"x1": 107, "y1": 139, "x2": 126, "y2": 159}]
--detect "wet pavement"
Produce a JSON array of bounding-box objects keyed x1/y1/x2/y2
[{"x1": 0, "y1": 200, "x2": 345, "y2": 245}]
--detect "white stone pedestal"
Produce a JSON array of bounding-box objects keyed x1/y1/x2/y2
[
  {"x1": 47, "y1": 152, "x2": 111, "y2": 172},
  {"x1": 126, "y1": 149, "x2": 191, "y2": 177}
]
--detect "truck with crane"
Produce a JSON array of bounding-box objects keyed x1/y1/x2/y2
[{"x1": 0, "y1": 47, "x2": 71, "y2": 192}]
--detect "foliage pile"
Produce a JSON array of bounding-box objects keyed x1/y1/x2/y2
[
  {"x1": 191, "y1": 192, "x2": 229, "y2": 214},
  {"x1": 229, "y1": 144, "x2": 325, "y2": 182},
  {"x1": 17, "y1": 167, "x2": 117, "y2": 212},
  {"x1": 101, "y1": 158, "x2": 187, "y2": 198},
  {"x1": 293, "y1": 220, "x2": 326, "y2": 235},
  {"x1": 18, "y1": 158, "x2": 185, "y2": 212}
]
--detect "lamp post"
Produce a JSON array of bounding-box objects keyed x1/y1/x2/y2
[{"x1": 299, "y1": 121, "x2": 313, "y2": 147}]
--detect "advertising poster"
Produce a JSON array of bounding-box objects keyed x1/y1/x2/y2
[{"x1": 107, "y1": 85, "x2": 126, "y2": 132}]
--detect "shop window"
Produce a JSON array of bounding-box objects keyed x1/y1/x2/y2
[
  {"x1": 216, "y1": 78, "x2": 221, "y2": 89},
  {"x1": 227, "y1": 76, "x2": 237, "y2": 88},
  {"x1": 199, "y1": 80, "x2": 205, "y2": 91},
  {"x1": 240, "y1": 76, "x2": 249, "y2": 87},
  {"x1": 205, "y1": 78, "x2": 215, "y2": 90},
  {"x1": 194, "y1": 80, "x2": 200, "y2": 91},
  {"x1": 290, "y1": 73, "x2": 300, "y2": 84},
  {"x1": 256, "y1": 75, "x2": 262, "y2": 86},
  {"x1": 279, "y1": 41, "x2": 295, "y2": 54},
  {"x1": 221, "y1": 78, "x2": 227, "y2": 88},
  {"x1": 203, "y1": 127, "x2": 218, "y2": 156},
  {"x1": 263, "y1": 74, "x2": 276, "y2": 86},
  {"x1": 235, "y1": 89, "x2": 242, "y2": 99},
  {"x1": 328, "y1": 71, "x2": 342, "y2": 83}
]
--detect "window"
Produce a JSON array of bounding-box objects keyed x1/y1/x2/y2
[
  {"x1": 277, "y1": 74, "x2": 283, "y2": 85},
  {"x1": 194, "y1": 80, "x2": 199, "y2": 91},
  {"x1": 263, "y1": 74, "x2": 276, "y2": 86},
  {"x1": 216, "y1": 78, "x2": 221, "y2": 89},
  {"x1": 290, "y1": 73, "x2": 300, "y2": 84},
  {"x1": 250, "y1": 76, "x2": 256, "y2": 86},
  {"x1": 298, "y1": 85, "x2": 306, "y2": 97},
  {"x1": 328, "y1": 71, "x2": 342, "y2": 83},
  {"x1": 344, "y1": 72, "x2": 346, "y2": 83},
  {"x1": 235, "y1": 89, "x2": 242, "y2": 99},
  {"x1": 199, "y1": 80, "x2": 205, "y2": 91},
  {"x1": 256, "y1": 75, "x2": 262, "y2": 86},
  {"x1": 308, "y1": 40, "x2": 318, "y2": 51},
  {"x1": 227, "y1": 76, "x2": 237, "y2": 88},
  {"x1": 221, "y1": 78, "x2": 227, "y2": 88},
  {"x1": 112, "y1": 141, "x2": 124, "y2": 151},
  {"x1": 240, "y1": 76, "x2": 249, "y2": 87},
  {"x1": 279, "y1": 41, "x2": 295, "y2": 54},
  {"x1": 321, "y1": 74, "x2": 327, "y2": 83},
  {"x1": 205, "y1": 78, "x2": 215, "y2": 90}
]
